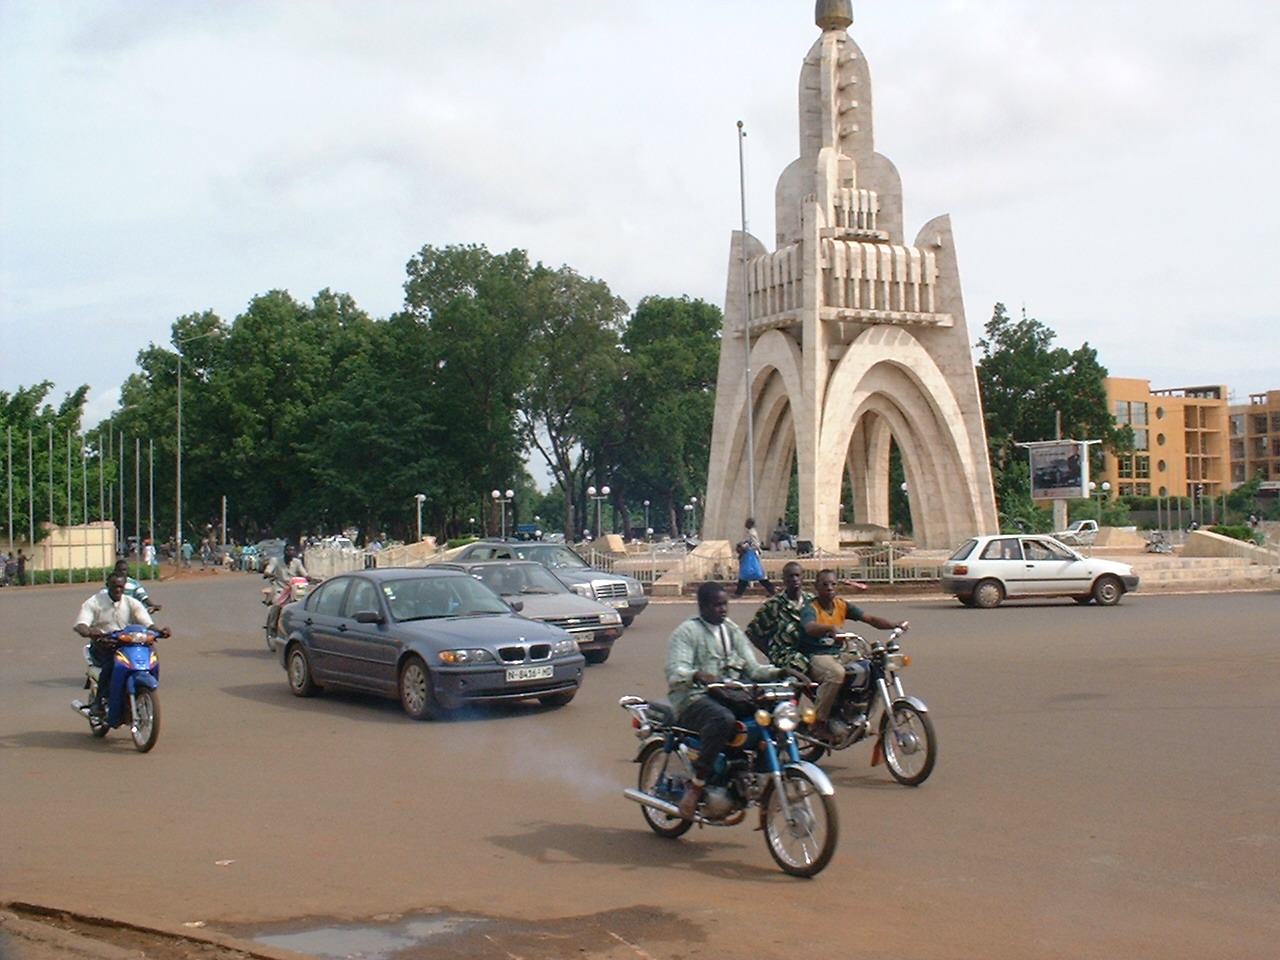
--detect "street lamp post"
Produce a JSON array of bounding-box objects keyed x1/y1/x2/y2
[
  {"x1": 587, "y1": 485, "x2": 610, "y2": 540},
  {"x1": 413, "y1": 493, "x2": 426, "y2": 542},
  {"x1": 688, "y1": 496, "x2": 698, "y2": 538},
  {"x1": 1090, "y1": 480, "x2": 1111, "y2": 518},
  {"x1": 491, "y1": 488, "x2": 514, "y2": 538},
  {"x1": 642, "y1": 499, "x2": 650, "y2": 541}
]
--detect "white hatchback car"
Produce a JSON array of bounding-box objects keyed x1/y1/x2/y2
[{"x1": 941, "y1": 534, "x2": 1140, "y2": 608}]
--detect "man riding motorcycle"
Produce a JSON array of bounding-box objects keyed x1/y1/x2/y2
[
  {"x1": 665, "y1": 581, "x2": 785, "y2": 820},
  {"x1": 107, "y1": 558, "x2": 161, "y2": 613},
  {"x1": 74, "y1": 574, "x2": 171, "y2": 717},
  {"x1": 262, "y1": 544, "x2": 311, "y2": 636}
]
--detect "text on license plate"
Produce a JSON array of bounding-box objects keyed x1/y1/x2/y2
[{"x1": 506, "y1": 665, "x2": 554, "y2": 683}]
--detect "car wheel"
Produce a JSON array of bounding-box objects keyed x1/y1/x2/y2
[
  {"x1": 539, "y1": 689, "x2": 576, "y2": 708},
  {"x1": 583, "y1": 648, "x2": 610, "y2": 665},
  {"x1": 398, "y1": 655, "x2": 439, "y2": 721},
  {"x1": 957, "y1": 593, "x2": 977, "y2": 608},
  {"x1": 1092, "y1": 575, "x2": 1124, "y2": 606},
  {"x1": 287, "y1": 645, "x2": 320, "y2": 697},
  {"x1": 972, "y1": 579, "x2": 1004, "y2": 609}
]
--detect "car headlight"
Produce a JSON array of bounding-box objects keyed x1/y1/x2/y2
[
  {"x1": 569, "y1": 583, "x2": 592, "y2": 598},
  {"x1": 437, "y1": 648, "x2": 496, "y2": 665},
  {"x1": 626, "y1": 579, "x2": 643, "y2": 597},
  {"x1": 601, "y1": 610, "x2": 622, "y2": 626},
  {"x1": 552, "y1": 638, "x2": 579, "y2": 656},
  {"x1": 773, "y1": 700, "x2": 800, "y2": 732}
]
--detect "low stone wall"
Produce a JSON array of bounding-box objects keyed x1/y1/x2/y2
[{"x1": 1181, "y1": 529, "x2": 1280, "y2": 566}]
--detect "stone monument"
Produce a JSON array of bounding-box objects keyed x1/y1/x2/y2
[{"x1": 703, "y1": 0, "x2": 998, "y2": 551}]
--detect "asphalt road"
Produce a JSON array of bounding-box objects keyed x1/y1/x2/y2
[{"x1": 2, "y1": 572, "x2": 1277, "y2": 960}]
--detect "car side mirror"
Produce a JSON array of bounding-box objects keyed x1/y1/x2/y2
[
  {"x1": 508, "y1": 599, "x2": 524, "y2": 613},
  {"x1": 354, "y1": 611, "x2": 384, "y2": 624}
]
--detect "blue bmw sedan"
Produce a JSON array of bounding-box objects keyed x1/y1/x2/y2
[{"x1": 277, "y1": 567, "x2": 584, "y2": 719}]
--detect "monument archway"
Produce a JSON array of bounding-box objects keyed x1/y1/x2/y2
[{"x1": 703, "y1": 2, "x2": 998, "y2": 551}]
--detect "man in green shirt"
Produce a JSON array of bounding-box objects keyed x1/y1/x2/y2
[
  {"x1": 665, "y1": 581, "x2": 782, "y2": 819},
  {"x1": 745, "y1": 561, "x2": 813, "y2": 665}
]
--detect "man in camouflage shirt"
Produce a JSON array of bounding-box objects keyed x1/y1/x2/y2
[{"x1": 745, "y1": 561, "x2": 814, "y2": 669}]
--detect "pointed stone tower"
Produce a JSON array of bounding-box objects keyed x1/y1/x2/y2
[{"x1": 704, "y1": 1, "x2": 998, "y2": 551}]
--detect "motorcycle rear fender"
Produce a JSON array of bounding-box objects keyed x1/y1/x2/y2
[{"x1": 632, "y1": 735, "x2": 665, "y2": 762}]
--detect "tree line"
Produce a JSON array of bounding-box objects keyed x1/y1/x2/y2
[{"x1": 2, "y1": 244, "x2": 721, "y2": 548}]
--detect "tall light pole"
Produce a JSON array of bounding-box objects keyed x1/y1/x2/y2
[
  {"x1": 1090, "y1": 480, "x2": 1111, "y2": 517},
  {"x1": 413, "y1": 493, "x2": 426, "y2": 542},
  {"x1": 737, "y1": 120, "x2": 757, "y2": 522},
  {"x1": 174, "y1": 330, "x2": 216, "y2": 564},
  {"x1": 587, "y1": 485, "x2": 610, "y2": 540},
  {"x1": 688, "y1": 496, "x2": 699, "y2": 538},
  {"x1": 642, "y1": 499, "x2": 650, "y2": 540},
  {"x1": 683, "y1": 503, "x2": 693, "y2": 537},
  {"x1": 491, "y1": 489, "x2": 514, "y2": 539}
]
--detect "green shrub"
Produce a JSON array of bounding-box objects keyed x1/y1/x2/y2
[{"x1": 1208, "y1": 524, "x2": 1262, "y2": 545}]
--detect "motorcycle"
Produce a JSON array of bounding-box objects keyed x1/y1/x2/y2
[
  {"x1": 263, "y1": 576, "x2": 310, "y2": 650},
  {"x1": 620, "y1": 678, "x2": 839, "y2": 877},
  {"x1": 71, "y1": 625, "x2": 162, "y2": 753},
  {"x1": 794, "y1": 626, "x2": 937, "y2": 786},
  {"x1": 1145, "y1": 531, "x2": 1173, "y2": 554}
]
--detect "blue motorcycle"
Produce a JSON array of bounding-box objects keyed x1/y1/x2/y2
[
  {"x1": 620, "y1": 679, "x2": 839, "y2": 877},
  {"x1": 72, "y1": 625, "x2": 162, "y2": 752}
]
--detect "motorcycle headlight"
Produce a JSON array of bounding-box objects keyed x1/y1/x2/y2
[
  {"x1": 754, "y1": 708, "x2": 772, "y2": 727},
  {"x1": 773, "y1": 700, "x2": 800, "y2": 732},
  {"x1": 437, "y1": 648, "x2": 496, "y2": 665},
  {"x1": 886, "y1": 653, "x2": 908, "y2": 671}
]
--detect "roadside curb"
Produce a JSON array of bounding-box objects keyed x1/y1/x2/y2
[{"x1": 1, "y1": 904, "x2": 314, "y2": 960}]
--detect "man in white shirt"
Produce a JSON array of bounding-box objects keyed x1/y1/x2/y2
[{"x1": 74, "y1": 575, "x2": 169, "y2": 715}]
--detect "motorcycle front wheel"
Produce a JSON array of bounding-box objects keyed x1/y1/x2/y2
[
  {"x1": 131, "y1": 689, "x2": 160, "y2": 753},
  {"x1": 636, "y1": 743, "x2": 694, "y2": 838},
  {"x1": 881, "y1": 703, "x2": 936, "y2": 786},
  {"x1": 762, "y1": 768, "x2": 838, "y2": 877}
]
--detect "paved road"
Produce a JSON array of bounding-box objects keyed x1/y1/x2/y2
[{"x1": 2, "y1": 573, "x2": 1277, "y2": 959}]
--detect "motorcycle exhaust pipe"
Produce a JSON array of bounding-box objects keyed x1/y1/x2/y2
[{"x1": 623, "y1": 788, "x2": 682, "y2": 818}]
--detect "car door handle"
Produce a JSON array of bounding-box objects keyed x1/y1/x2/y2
[{"x1": 338, "y1": 624, "x2": 349, "y2": 632}]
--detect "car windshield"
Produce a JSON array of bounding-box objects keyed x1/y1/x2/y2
[
  {"x1": 513, "y1": 544, "x2": 591, "y2": 570},
  {"x1": 381, "y1": 575, "x2": 512, "y2": 621},
  {"x1": 472, "y1": 564, "x2": 567, "y2": 596}
]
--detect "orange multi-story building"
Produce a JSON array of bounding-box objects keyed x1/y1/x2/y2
[
  {"x1": 1098, "y1": 379, "x2": 1230, "y2": 499},
  {"x1": 1230, "y1": 390, "x2": 1280, "y2": 492}
]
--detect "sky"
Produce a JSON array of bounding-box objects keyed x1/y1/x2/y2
[{"x1": 3, "y1": 0, "x2": 1279, "y2": 430}]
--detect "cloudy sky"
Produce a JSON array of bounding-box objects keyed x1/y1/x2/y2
[{"x1": 3, "y1": 0, "x2": 1278, "y2": 427}]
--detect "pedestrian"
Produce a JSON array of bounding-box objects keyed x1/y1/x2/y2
[
  {"x1": 142, "y1": 539, "x2": 157, "y2": 571},
  {"x1": 733, "y1": 517, "x2": 776, "y2": 597},
  {"x1": 16, "y1": 548, "x2": 27, "y2": 586},
  {"x1": 181, "y1": 540, "x2": 193, "y2": 568}
]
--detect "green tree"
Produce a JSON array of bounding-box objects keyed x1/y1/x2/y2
[
  {"x1": 976, "y1": 303, "x2": 1128, "y2": 525},
  {"x1": 603, "y1": 295, "x2": 721, "y2": 535},
  {"x1": 399, "y1": 244, "x2": 535, "y2": 535},
  {"x1": 518, "y1": 265, "x2": 628, "y2": 539}
]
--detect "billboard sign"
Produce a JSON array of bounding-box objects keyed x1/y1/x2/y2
[{"x1": 1029, "y1": 441, "x2": 1088, "y2": 500}]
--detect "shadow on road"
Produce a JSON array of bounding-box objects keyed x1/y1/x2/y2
[{"x1": 488, "y1": 820, "x2": 799, "y2": 882}]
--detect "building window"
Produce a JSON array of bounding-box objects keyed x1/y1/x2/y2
[
  {"x1": 1119, "y1": 483, "x2": 1135, "y2": 496},
  {"x1": 1118, "y1": 458, "x2": 1134, "y2": 478},
  {"x1": 1156, "y1": 432, "x2": 1165, "y2": 445},
  {"x1": 1132, "y1": 402, "x2": 1148, "y2": 426},
  {"x1": 1134, "y1": 429, "x2": 1149, "y2": 451},
  {"x1": 1136, "y1": 483, "x2": 1151, "y2": 495},
  {"x1": 1157, "y1": 459, "x2": 1166, "y2": 472},
  {"x1": 1135, "y1": 456, "x2": 1150, "y2": 479},
  {"x1": 1155, "y1": 406, "x2": 1165, "y2": 420}
]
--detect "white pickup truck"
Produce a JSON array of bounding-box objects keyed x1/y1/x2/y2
[{"x1": 1054, "y1": 519, "x2": 1098, "y2": 546}]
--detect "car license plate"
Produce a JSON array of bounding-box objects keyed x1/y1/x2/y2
[{"x1": 506, "y1": 665, "x2": 554, "y2": 683}]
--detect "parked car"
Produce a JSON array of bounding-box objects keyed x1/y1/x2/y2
[
  {"x1": 1054, "y1": 519, "x2": 1099, "y2": 546},
  {"x1": 941, "y1": 534, "x2": 1140, "y2": 608},
  {"x1": 438, "y1": 560, "x2": 623, "y2": 664},
  {"x1": 447, "y1": 541, "x2": 649, "y2": 626},
  {"x1": 276, "y1": 568, "x2": 584, "y2": 719}
]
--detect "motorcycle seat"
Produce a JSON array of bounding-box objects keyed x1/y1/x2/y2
[{"x1": 645, "y1": 699, "x2": 676, "y2": 725}]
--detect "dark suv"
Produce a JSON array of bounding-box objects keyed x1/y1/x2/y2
[{"x1": 447, "y1": 541, "x2": 649, "y2": 626}]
